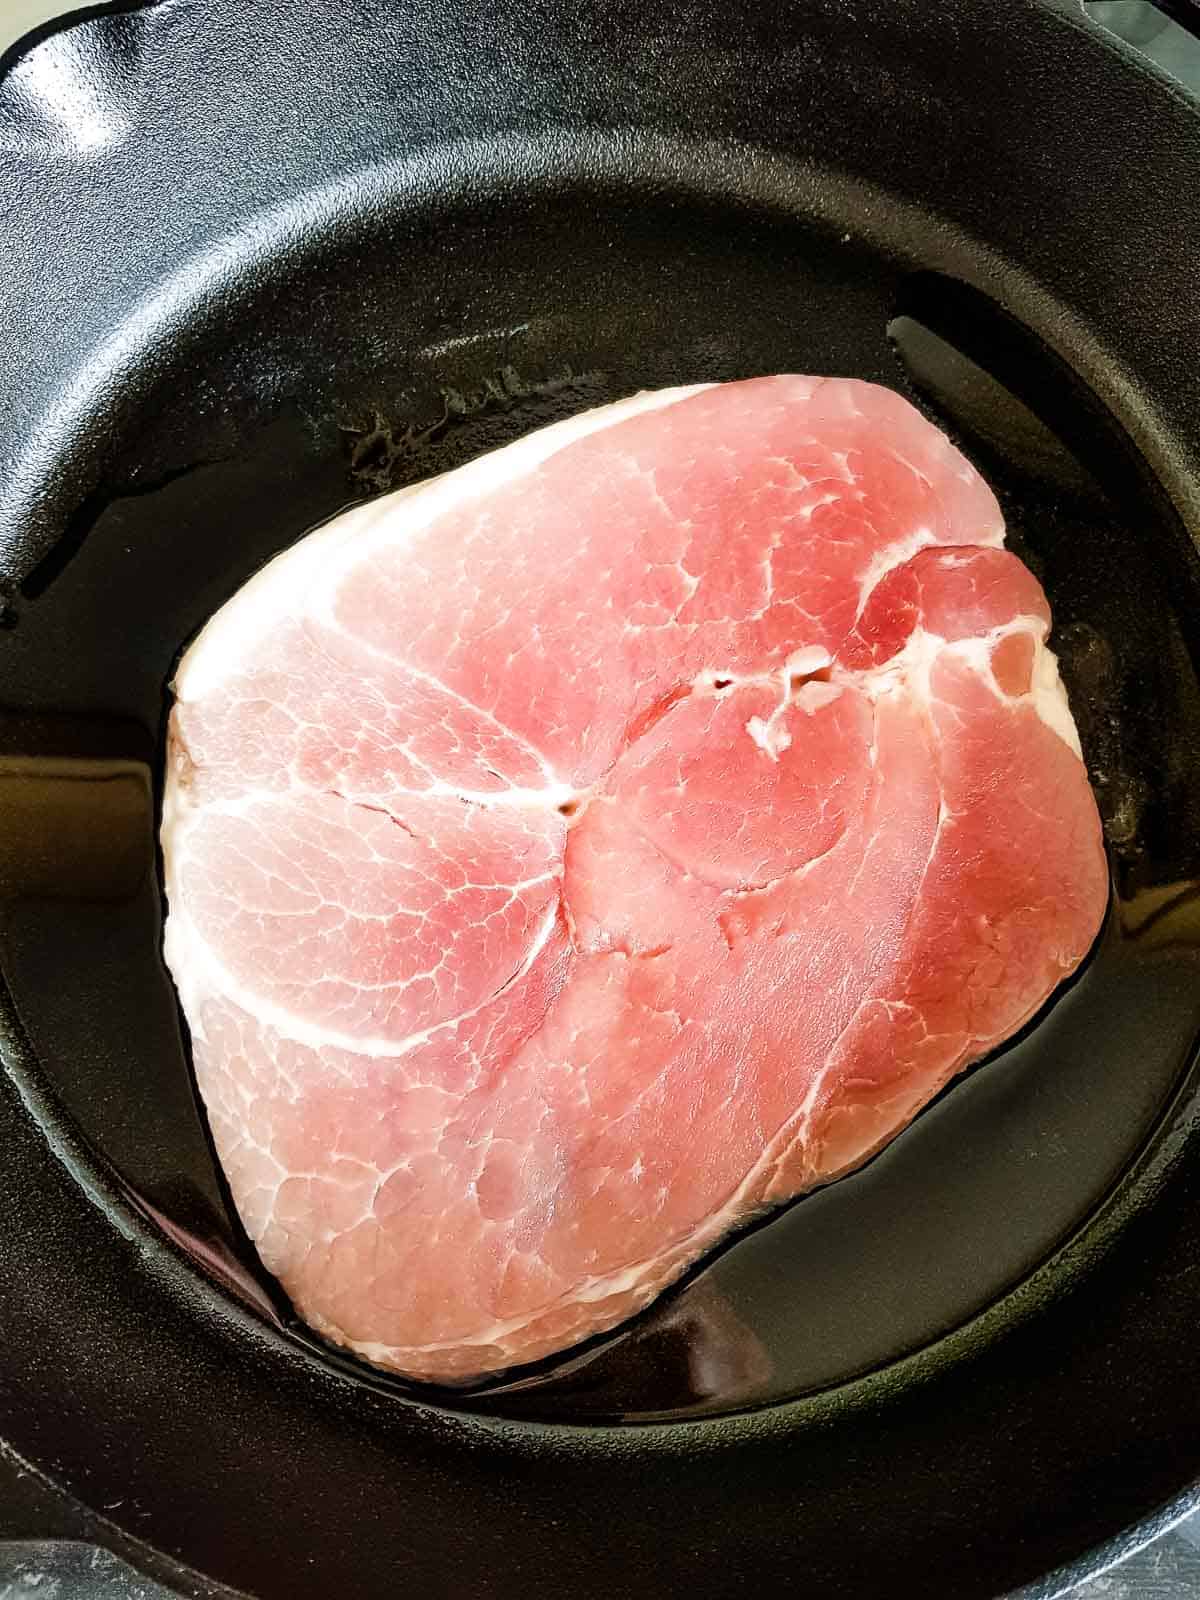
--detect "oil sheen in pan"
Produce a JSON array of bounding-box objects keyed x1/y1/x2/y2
[{"x1": 0, "y1": 341, "x2": 1197, "y2": 1424}]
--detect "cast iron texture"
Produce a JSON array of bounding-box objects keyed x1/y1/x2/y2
[{"x1": 0, "y1": 1, "x2": 1199, "y2": 1596}]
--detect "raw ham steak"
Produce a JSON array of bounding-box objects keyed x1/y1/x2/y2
[{"x1": 161, "y1": 376, "x2": 1108, "y2": 1382}]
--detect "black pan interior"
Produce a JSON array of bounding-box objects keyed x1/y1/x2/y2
[
  {"x1": 1, "y1": 2, "x2": 1200, "y2": 1596},
  {"x1": 2, "y1": 173, "x2": 1199, "y2": 1428}
]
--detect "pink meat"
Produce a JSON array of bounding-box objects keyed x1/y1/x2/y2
[{"x1": 161, "y1": 376, "x2": 1107, "y2": 1381}]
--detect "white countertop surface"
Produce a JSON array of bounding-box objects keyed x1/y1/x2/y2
[{"x1": 0, "y1": 1, "x2": 91, "y2": 52}]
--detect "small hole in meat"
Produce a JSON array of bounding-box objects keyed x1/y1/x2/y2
[
  {"x1": 713, "y1": 677, "x2": 733, "y2": 690},
  {"x1": 790, "y1": 666, "x2": 832, "y2": 691},
  {"x1": 558, "y1": 799, "x2": 580, "y2": 817}
]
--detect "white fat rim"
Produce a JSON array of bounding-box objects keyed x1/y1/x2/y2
[{"x1": 174, "y1": 385, "x2": 714, "y2": 703}]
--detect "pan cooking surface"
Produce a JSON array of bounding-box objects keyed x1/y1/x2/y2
[{"x1": 0, "y1": 182, "x2": 1197, "y2": 1424}]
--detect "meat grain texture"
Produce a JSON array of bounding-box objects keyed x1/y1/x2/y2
[{"x1": 161, "y1": 377, "x2": 1108, "y2": 1381}]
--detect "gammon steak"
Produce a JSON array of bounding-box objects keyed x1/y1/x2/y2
[{"x1": 161, "y1": 376, "x2": 1108, "y2": 1382}]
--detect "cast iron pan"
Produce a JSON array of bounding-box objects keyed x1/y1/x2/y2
[{"x1": 1, "y1": 0, "x2": 1200, "y2": 1594}]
